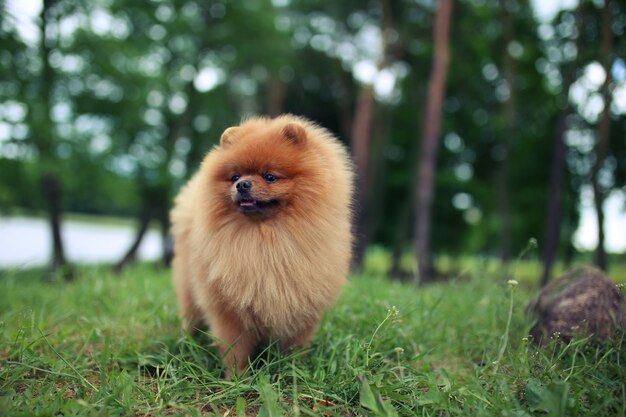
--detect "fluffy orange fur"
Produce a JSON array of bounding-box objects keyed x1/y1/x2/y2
[{"x1": 170, "y1": 114, "x2": 354, "y2": 377}]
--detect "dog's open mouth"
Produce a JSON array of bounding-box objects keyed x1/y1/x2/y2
[{"x1": 238, "y1": 198, "x2": 280, "y2": 213}]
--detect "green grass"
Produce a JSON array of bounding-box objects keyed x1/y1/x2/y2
[{"x1": 1, "y1": 262, "x2": 624, "y2": 416}]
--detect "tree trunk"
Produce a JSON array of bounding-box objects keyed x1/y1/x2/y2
[
  {"x1": 40, "y1": 173, "x2": 72, "y2": 279},
  {"x1": 113, "y1": 207, "x2": 151, "y2": 274},
  {"x1": 413, "y1": 0, "x2": 453, "y2": 284},
  {"x1": 157, "y1": 203, "x2": 172, "y2": 266},
  {"x1": 496, "y1": 0, "x2": 517, "y2": 267},
  {"x1": 351, "y1": 86, "x2": 375, "y2": 268},
  {"x1": 592, "y1": 0, "x2": 613, "y2": 271},
  {"x1": 540, "y1": 3, "x2": 582, "y2": 286},
  {"x1": 351, "y1": 0, "x2": 396, "y2": 270},
  {"x1": 119, "y1": 73, "x2": 195, "y2": 274},
  {"x1": 38, "y1": 0, "x2": 72, "y2": 279},
  {"x1": 540, "y1": 111, "x2": 568, "y2": 286},
  {"x1": 266, "y1": 77, "x2": 287, "y2": 117},
  {"x1": 390, "y1": 200, "x2": 411, "y2": 280}
]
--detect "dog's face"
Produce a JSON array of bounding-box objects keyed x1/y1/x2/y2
[
  {"x1": 228, "y1": 170, "x2": 291, "y2": 217},
  {"x1": 211, "y1": 121, "x2": 312, "y2": 219}
]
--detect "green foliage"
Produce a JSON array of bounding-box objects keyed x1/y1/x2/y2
[
  {"x1": 0, "y1": 159, "x2": 39, "y2": 212},
  {"x1": 1, "y1": 264, "x2": 625, "y2": 416},
  {"x1": 359, "y1": 375, "x2": 400, "y2": 417},
  {"x1": 525, "y1": 379, "x2": 573, "y2": 416}
]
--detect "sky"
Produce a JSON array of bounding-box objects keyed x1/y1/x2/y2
[
  {"x1": 4, "y1": 0, "x2": 626, "y2": 253},
  {"x1": 533, "y1": 0, "x2": 579, "y2": 21},
  {"x1": 574, "y1": 189, "x2": 626, "y2": 253}
]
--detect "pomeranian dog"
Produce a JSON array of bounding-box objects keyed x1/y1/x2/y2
[{"x1": 170, "y1": 114, "x2": 354, "y2": 377}]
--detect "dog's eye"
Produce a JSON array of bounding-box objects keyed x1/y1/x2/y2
[
  {"x1": 230, "y1": 175, "x2": 240, "y2": 182},
  {"x1": 263, "y1": 173, "x2": 278, "y2": 183}
]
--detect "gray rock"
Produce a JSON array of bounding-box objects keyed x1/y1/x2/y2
[{"x1": 527, "y1": 266, "x2": 626, "y2": 343}]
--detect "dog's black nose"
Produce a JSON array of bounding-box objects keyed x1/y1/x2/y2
[{"x1": 236, "y1": 180, "x2": 252, "y2": 192}]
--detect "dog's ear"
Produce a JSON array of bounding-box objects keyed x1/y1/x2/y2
[
  {"x1": 220, "y1": 127, "x2": 240, "y2": 146},
  {"x1": 282, "y1": 123, "x2": 307, "y2": 145}
]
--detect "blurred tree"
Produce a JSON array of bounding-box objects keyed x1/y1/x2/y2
[
  {"x1": 98, "y1": 0, "x2": 294, "y2": 271},
  {"x1": 413, "y1": 0, "x2": 452, "y2": 284},
  {"x1": 351, "y1": 0, "x2": 396, "y2": 269},
  {"x1": 447, "y1": 0, "x2": 568, "y2": 265},
  {"x1": 0, "y1": 2, "x2": 34, "y2": 211},
  {"x1": 495, "y1": 0, "x2": 517, "y2": 267},
  {"x1": 591, "y1": 0, "x2": 614, "y2": 271},
  {"x1": 29, "y1": 0, "x2": 75, "y2": 279},
  {"x1": 352, "y1": 85, "x2": 375, "y2": 267},
  {"x1": 540, "y1": 6, "x2": 583, "y2": 286}
]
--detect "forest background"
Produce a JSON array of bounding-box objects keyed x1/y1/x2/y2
[{"x1": 0, "y1": 0, "x2": 625, "y2": 284}]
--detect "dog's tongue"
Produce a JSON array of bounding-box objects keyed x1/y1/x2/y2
[{"x1": 240, "y1": 200, "x2": 256, "y2": 207}]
